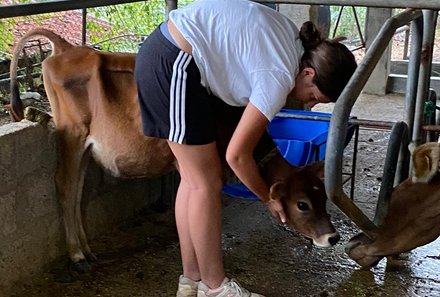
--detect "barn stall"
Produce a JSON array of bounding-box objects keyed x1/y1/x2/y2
[{"x1": 0, "y1": 0, "x2": 439, "y2": 296}]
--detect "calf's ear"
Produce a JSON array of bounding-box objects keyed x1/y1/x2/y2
[
  {"x1": 411, "y1": 142, "x2": 440, "y2": 183},
  {"x1": 408, "y1": 142, "x2": 417, "y2": 154},
  {"x1": 269, "y1": 181, "x2": 287, "y2": 201},
  {"x1": 304, "y1": 160, "x2": 325, "y2": 178}
]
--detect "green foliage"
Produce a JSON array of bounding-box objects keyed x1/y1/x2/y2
[
  {"x1": 87, "y1": 0, "x2": 195, "y2": 52},
  {"x1": 0, "y1": 19, "x2": 15, "y2": 59},
  {"x1": 87, "y1": 1, "x2": 165, "y2": 52},
  {"x1": 0, "y1": 0, "x2": 197, "y2": 56},
  {"x1": 330, "y1": 6, "x2": 366, "y2": 41}
]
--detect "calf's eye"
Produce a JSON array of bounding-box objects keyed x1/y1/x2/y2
[{"x1": 297, "y1": 201, "x2": 310, "y2": 211}]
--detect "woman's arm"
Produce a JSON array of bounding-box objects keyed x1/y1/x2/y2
[{"x1": 226, "y1": 102, "x2": 286, "y2": 223}]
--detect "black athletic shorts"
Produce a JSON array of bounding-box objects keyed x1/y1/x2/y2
[{"x1": 135, "y1": 25, "x2": 218, "y2": 145}]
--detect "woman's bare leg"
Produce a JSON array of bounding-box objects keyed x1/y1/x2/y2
[
  {"x1": 174, "y1": 179, "x2": 200, "y2": 280},
  {"x1": 168, "y1": 141, "x2": 225, "y2": 289}
]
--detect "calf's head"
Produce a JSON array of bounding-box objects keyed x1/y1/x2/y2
[
  {"x1": 346, "y1": 142, "x2": 440, "y2": 268},
  {"x1": 267, "y1": 161, "x2": 340, "y2": 247},
  {"x1": 213, "y1": 101, "x2": 338, "y2": 247}
]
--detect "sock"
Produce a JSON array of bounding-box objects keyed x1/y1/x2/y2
[{"x1": 206, "y1": 277, "x2": 229, "y2": 295}]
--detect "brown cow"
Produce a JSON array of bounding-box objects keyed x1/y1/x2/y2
[
  {"x1": 10, "y1": 28, "x2": 339, "y2": 273},
  {"x1": 345, "y1": 142, "x2": 440, "y2": 268}
]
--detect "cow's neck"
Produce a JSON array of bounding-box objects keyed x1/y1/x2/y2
[
  {"x1": 259, "y1": 148, "x2": 293, "y2": 184},
  {"x1": 258, "y1": 147, "x2": 280, "y2": 168}
]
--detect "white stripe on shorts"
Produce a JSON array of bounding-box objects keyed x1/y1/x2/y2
[{"x1": 169, "y1": 51, "x2": 192, "y2": 143}]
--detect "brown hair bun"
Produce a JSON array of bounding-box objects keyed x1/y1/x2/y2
[{"x1": 299, "y1": 21, "x2": 323, "y2": 50}]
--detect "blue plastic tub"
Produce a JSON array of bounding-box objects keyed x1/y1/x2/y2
[
  {"x1": 222, "y1": 109, "x2": 355, "y2": 200},
  {"x1": 269, "y1": 109, "x2": 331, "y2": 166}
]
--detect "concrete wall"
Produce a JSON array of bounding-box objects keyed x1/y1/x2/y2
[{"x1": 0, "y1": 120, "x2": 178, "y2": 294}]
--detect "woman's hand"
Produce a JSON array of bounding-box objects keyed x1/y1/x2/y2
[{"x1": 265, "y1": 199, "x2": 287, "y2": 224}]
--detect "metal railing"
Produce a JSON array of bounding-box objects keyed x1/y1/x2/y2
[
  {"x1": 257, "y1": 0, "x2": 440, "y2": 10},
  {"x1": 0, "y1": 0, "x2": 146, "y2": 18},
  {"x1": 2, "y1": 0, "x2": 440, "y2": 19},
  {"x1": 324, "y1": 8, "x2": 438, "y2": 238}
]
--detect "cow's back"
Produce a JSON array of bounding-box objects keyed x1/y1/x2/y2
[{"x1": 42, "y1": 47, "x2": 175, "y2": 178}]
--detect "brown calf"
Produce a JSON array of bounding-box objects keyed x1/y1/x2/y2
[
  {"x1": 346, "y1": 142, "x2": 440, "y2": 268},
  {"x1": 10, "y1": 29, "x2": 338, "y2": 273}
]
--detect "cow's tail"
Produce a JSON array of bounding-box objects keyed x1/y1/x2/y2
[{"x1": 10, "y1": 28, "x2": 72, "y2": 121}]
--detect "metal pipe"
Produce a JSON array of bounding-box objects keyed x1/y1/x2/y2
[
  {"x1": 403, "y1": 27, "x2": 410, "y2": 60},
  {"x1": 332, "y1": 6, "x2": 344, "y2": 39},
  {"x1": 395, "y1": 24, "x2": 410, "y2": 35},
  {"x1": 0, "y1": 0, "x2": 146, "y2": 19},
  {"x1": 374, "y1": 122, "x2": 408, "y2": 226},
  {"x1": 324, "y1": 9, "x2": 423, "y2": 237},
  {"x1": 255, "y1": 0, "x2": 440, "y2": 10},
  {"x1": 352, "y1": 6, "x2": 365, "y2": 47},
  {"x1": 165, "y1": 0, "x2": 177, "y2": 19},
  {"x1": 82, "y1": 8, "x2": 87, "y2": 45},
  {"x1": 412, "y1": 10, "x2": 439, "y2": 144},
  {"x1": 277, "y1": 112, "x2": 398, "y2": 129},
  {"x1": 349, "y1": 125, "x2": 359, "y2": 200},
  {"x1": 395, "y1": 15, "x2": 423, "y2": 184},
  {"x1": 422, "y1": 124, "x2": 440, "y2": 131},
  {"x1": 2, "y1": 0, "x2": 440, "y2": 19},
  {"x1": 427, "y1": 89, "x2": 437, "y2": 141}
]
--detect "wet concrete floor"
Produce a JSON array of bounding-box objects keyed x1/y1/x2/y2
[{"x1": 7, "y1": 93, "x2": 440, "y2": 297}]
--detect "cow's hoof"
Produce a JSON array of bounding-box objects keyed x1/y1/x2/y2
[
  {"x1": 85, "y1": 252, "x2": 98, "y2": 263},
  {"x1": 344, "y1": 239, "x2": 362, "y2": 254},
  {"x1": 51, "y1": 258, "x2": 78, "y2": 283},
  {"x1": 366, "y1": 257, "x2": 382, "y2": 268},
  {"x1": 71, "y1": 259, "x2": 92, "y2": 274},
  {"x1": 54, "y1": 271, "x2": 77, "y2": 283}
]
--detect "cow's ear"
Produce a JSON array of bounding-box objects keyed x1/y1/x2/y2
[
  {"x1": 269, "y1": 181, "x2": 287, "y2": 201},
  {"x1": 422, "y1": 144, "x2": 440, "y2": 175},
  {"x1": 408, "y1": 142, "x2": 417, "y2": 154},
  {"x1": 410, "y1": 142, "x2": 440, "y2": 183},
  {"x1": 304, "y1": 160, "x2": 325, "y2": 178}
]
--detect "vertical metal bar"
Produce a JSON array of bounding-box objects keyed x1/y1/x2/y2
[
  {"x1": 403, "y1": 27, "x2": 410, "y2": 60},
  {"x1": 352, "y1": 6, "x2": 365, "y2": 47},
  {"x1": 165, "y1": 0, "x2": 177, "y2": 19},
  {"x1": 436, "y1": 91, "x2": 440, "y2": 142},
  {"x1": 427, "y1": 89, "x2": 437, "y2": 142},
  {"x1": 332, "y1": 6, "x2": 344, "y2": 38},
  {"x1": 349, "y1": 124, "x2": 359, "y2": 200},
  {"x1": 412, "y1": 10, "x2": 438, "y2": 145},
  {"x1": 395, "y1": 15, "x2": 423, "y2": 184},
  {"x1": 374, "y1": 122, "x2": 408, "y2": 226},
  {"x1": 82, "y1": 8, "x2": 87, "y2": 45}
]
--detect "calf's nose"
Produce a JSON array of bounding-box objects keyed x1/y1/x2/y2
[
  {"x1": 313, "y1": 232, "x2": 340, "y2": 247},
  {"x1": 328, "y1": 233, "x2": 341, "y2": 246}
]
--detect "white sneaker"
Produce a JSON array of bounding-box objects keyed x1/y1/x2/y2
[
  {"x1": 176, "y1": 275, "x2": 199, "y2": 297},
  {"x1": 197, "y1": 278, "x2": 265, "y2": 297}
]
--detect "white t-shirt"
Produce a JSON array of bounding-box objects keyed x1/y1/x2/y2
[{"x1": 169, "y1": 0, "x2": 304, "y2": 120}]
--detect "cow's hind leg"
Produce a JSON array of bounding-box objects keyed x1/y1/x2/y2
[
  {"x1": 74, "y1": 145, "x2": 97, "y2": 264},
  {"x1": 55, "y1": 131, "x2": 93, "y2": 273}
]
